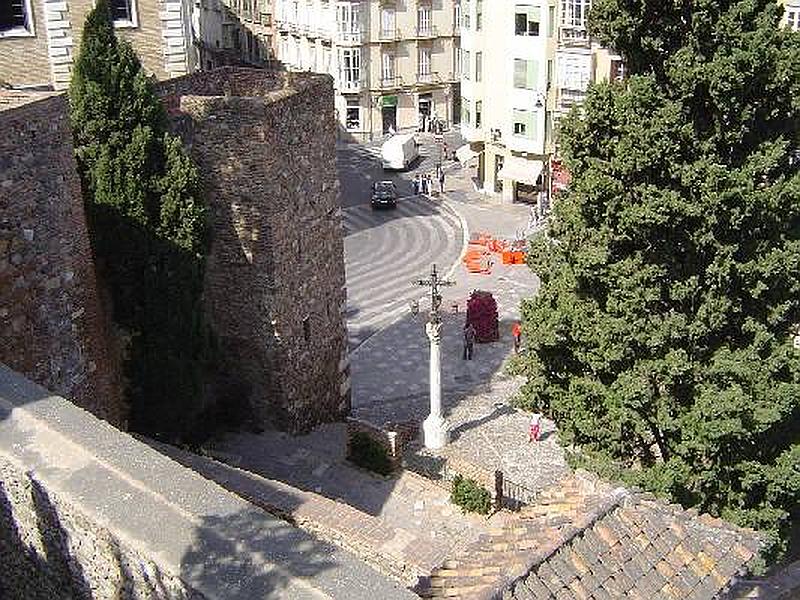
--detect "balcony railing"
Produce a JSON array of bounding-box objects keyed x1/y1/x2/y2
[
  {"x1": 559, "y1": 25, "x2": 590, "y2": 46},
  {"x1": 337, "y1": 30, "x2": 362, "y2": 45},
  {"x1": 339, "y1": 78, "x2": 364, "y2": 92},
  {"x1": 416, "y1": 71, "x2": 441, "y2": 85},
  {"x1": 378, "y1": 75, "x2": 403, "y2": 89},
  {"x1": 377, "y1": 27, "x2": 402, "y2": 42},
  {"x1": 415, "y1": 25, "x2": 438, "y2": 39}
]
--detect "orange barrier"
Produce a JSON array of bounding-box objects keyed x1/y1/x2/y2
[
  {"x1": 501, "y1": 250, "x2": 526, "y2": 265},
  {"x1": 463, "y1": 244, "x2": 492, "y2": 274}
]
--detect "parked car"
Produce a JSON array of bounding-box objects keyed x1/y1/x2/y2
[
  {"x1": 371, "y1": 181, "x2": 397, "y2": 209},
  {"x1": 381, "y1": 134, "x2": 419, "y2": 170}
]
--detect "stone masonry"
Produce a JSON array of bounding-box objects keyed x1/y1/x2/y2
[
  {"x1": 0, "y1": 92, "x2": 125, "y2": 427},
  {"x1": 158, "y1": 68, "x2": 350, "y2": 433}
]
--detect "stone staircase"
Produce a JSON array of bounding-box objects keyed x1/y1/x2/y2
[{"x1": 415, "y1": 472, "x2": 624, "y2": 599}]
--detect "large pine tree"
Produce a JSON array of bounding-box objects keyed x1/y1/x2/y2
[
  {"x1": 518, "y1": 0, "x2": 800, "y2": 563},
  {"x1": 69, "y1": 0, "x2": 209, "y2": 441}
]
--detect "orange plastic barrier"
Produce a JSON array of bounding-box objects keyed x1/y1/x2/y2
[{"x1": 463, "y1": 244, "x2": 492, "y2": 274}]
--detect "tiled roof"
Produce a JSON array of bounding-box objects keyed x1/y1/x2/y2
[
  {"x1": 510, "y1": 489, "x2": 763, "y2": 600},
  {"x1": 0, "y1": 87, "x2": 59, "y2": 112}
]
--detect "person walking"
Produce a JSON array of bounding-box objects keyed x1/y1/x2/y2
[
  {"x1": 512, "y1": 321, "x2": 522, "y2": 353},
  {"x1": 439, "y1": 169, "x2": 446, "y2": 193},
  {"x1": 463, "y1": 322, "x2": 476, "y2": 360},
  {"x1": 528, "y1": 413, "x2": 541, "y2": 443},
  {"x1": 412, "y1": 174, "x2": 421, "y2": 195}
]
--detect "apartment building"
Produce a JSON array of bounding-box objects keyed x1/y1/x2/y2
[
  {"x1": 196, "y1": 0, "x2": 276, "y2": 70},
  {"x1": 0, "y1": 0, "x2": 198, "y2": 89},
  {"x1": 458, "y1": 0, "x2": 623, "y2": 205},
  {"x1": 273, "y1": 0, "x2": 461, "y2": 141}
]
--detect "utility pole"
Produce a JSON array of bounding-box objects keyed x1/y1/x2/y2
[{"x1": 413, "y1": 264, "x2": 455, "y2": 449}]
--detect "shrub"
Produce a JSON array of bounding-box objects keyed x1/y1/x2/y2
[
  {"x1": 466, "y1": 290, "x2": 499, "y2": 343},
  {"x1": 450, "y1": 474, "x2": 492, "y2": 515},
  {"x1": 348, "y1": 432, "x2": 394, "y2": 476}
]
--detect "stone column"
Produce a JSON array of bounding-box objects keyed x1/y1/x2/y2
[{"x1": 423, "y1": 320, "x2": 449, "y2": 449}]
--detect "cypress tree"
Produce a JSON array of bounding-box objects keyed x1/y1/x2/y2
[{"x1": 69, "y1": 0, "x2": 209, "y2": 441}]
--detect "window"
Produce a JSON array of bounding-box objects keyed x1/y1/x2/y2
[
  {"x1": 475, "y1": 100, "x2": 482, "y2": 128},
  {"x1": 337, "y1": 2, "x2": 360, "y2": 41},
  {"x1": 610, "y1": 58, "x2": 625, "y2": 82},
  {"x1": 462, "y1": 0, "x2": 470, "y2": 28},
  {"x1": 418, "y1": 46, "x2": 431, "y2": 76},
  {"x1": 515, "y1": 5, "x2": 540, "y2": 36},
  {"x1": 381, "y1": 6, "x2": 395, "y2": 37},
  {"x1": 476, "y1": 0, "x2": 482, "y2": 30},
  {"x1": 111, "y1": 0, "x2": 137, "y2": 27},
  {"x1": 346, "y1": 96, "x2": 360, "y2": 130},
  {"x1": 418, "y1": 3, "x2": 431, "y2": 35},
  {"x1": 512, "y1": 109, "x2": 535, "y2": 139},
  {"x1": 382, "y1": 51, "x2": 394, "y2": 81},
  {"x1": 0, "y1": 0, "x2": 33, "y2": 36},
  {"x1": 463, "y1": 49, "x2": 470, "y2": 80},
  {"x1": 454, "y1": 44, "x2": 462, "y2": 77},
  {"x1": 787, "y1": 9, "x2": 799, "y2": 31},
  {"x1": 547, "y1": 59, "x2": 553, "y2": 89},
  {"x1": 561, "y1": 0, "x2": 590, "y2": 29},
  {"x1": 454, "y1": 2, "x2": 461, "y2": 29},
  {"x1": 548, "y1": 5, "x2": 555, "y2": 36},
  {"x1": 462, "y1": 98, "x2": 471, "y2": 126},
  {"x1": 513, "y1": 58, "x2": 538, "y2": 89},
  {"x1": 475, "y1": 51, "x2": 482, "y2": 82},
  {"x1": 339, "y1": 47, "x2": 361, "y2": 89}
]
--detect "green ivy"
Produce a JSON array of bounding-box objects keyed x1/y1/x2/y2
[{"x1": 450, "y1": 474, "x2": 492, "y2": 515}]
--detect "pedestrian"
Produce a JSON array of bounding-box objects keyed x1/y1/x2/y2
[
  {"x1": 443, "y1": 141, "x2": 449, "y2": 161},
  {"x1": 439, "y1": 169, "x2": 446, "y2": 193},
  {"x1": 412, "y1": 174, "x2": 421, "y2": 195},
  {"x1": 422, "y1": 173, "x2": 430, "y2": 196},
  {"x1": 463, "y1": 322, "x2": 476, "y2": 360},
  {"x1": 512, "y1": 321, "x2": 522, "y2": 353},
  {"x1": 427, "y1": 173, "x2": 434, "y2": 195},
  {"x1": 528, "y1": 413, "x2": 541, "y2": 443}
]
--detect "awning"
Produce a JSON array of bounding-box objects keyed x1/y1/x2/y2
[
  {"x1": 497, "y1": 157, "x2": 544, "y2": 186},
  {"x1": 456, "y1": 144, "x2": 479, "y2": 164}
]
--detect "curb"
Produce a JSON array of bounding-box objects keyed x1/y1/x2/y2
[{"x1": 348, "y1": 194, "x2": 470, "y2": 359}]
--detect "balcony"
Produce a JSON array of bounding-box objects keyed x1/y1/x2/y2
[
  {"x1": 557, "y1": 87, "x2": 587, "y2": 108},
  {"x1": 377, "y1": 28, "x2": 402, "y2": 42},
  {"x1": 559, "y1": 25, "x2": 590, "y2": 47},
  {"x1": 337, "y1": 30, "x2": 362, "y2": 45},
  {"x1": 378, "y1": 75, "x2": 403, "y2": 89},
  {"x1": 415, "y1": 25, "x2": 438, "y2": 39},
  {"x1": 416, "y1": 71, "x2": 442, "y2": 85},
  {"x1": 339, "y1": 78, "x2": 364, "y2": 93}
]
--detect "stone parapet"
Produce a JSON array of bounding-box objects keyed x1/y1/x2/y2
[{"x1": 0, "y1": 364, "x2": 408, "y2": 599}]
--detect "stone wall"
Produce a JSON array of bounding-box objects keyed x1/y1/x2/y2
[
  {"x1": 158, "y1": 68, "x2": 350, "y2": 433},
  {"x1": 0, "y1": 94, "x2": 125, "y2": 427},
  {"x1": 0, "y1": 364, "x2": 405, "y2": 599}
]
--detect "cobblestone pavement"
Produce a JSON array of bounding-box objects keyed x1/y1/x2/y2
[
  {"x1": 343, "y1": 196, "x2": 464, "y2": 350},
  {"x1": 174, "y1": 424, "x2": 508, "y2": 587}
]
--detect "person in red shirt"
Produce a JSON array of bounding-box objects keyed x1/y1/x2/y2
[{"x1": 512, "y1": 321, "x2": 522, "y2": 354}]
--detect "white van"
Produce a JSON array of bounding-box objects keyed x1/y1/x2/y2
[{"x1": 381, "y1": 134, "x2": 419, "y2": 170}]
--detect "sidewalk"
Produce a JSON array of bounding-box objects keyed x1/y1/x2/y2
[{"x1": 163, "y1": 424, "x2": 509, "y2": 588}]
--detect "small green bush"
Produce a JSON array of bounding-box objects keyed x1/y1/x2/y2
[
  {"x1": 348, "y1": 432, "x2": 394, "y2": 476},
  {"x1": 450, "y1": 474, "x2": 492, "y2": 515}
]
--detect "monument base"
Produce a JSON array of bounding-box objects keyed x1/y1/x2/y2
[{"x1": 423, "y1": 414, "x2": 450, "y2": 450}]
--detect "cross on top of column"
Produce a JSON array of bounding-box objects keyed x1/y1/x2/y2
[{"x1": 414, "y1": 263, "x2": 455, "y2": 323}]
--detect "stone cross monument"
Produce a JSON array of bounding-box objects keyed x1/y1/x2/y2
[{"x1": 414, "y1": 264, "x2": 455, "y2": 449}]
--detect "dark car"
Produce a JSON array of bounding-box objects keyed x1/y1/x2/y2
[{"x1": 371, "y1": 181, "x2": 398, "y2": 209}]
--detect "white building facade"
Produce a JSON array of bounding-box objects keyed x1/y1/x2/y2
[{"x1": 273, "y1": 0, "x2": 462, "y2": 141}]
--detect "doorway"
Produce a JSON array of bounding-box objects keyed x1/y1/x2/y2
[{"x1": 382, "y1": 105, "x2": 397, "y2": 134}]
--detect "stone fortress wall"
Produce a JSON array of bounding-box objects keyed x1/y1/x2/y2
[
  {"x1": 0, "y1": 92, "x2": 126, "y2": 427},
  {"x1": 1, "y1": 67, "x2": 350, "y2": 435},
  {"x1": 157, "y1": 67, "x2": 351, "y2": 433}
]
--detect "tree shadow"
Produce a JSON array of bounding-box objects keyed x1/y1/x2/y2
[{"x1": 449, "y1": 403, "x2": 515, "y2": 442}]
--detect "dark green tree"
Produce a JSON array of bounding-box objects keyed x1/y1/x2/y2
[
  {"x1": 69, "y1": 0, "x2": 209, "y2": 441},
  {"x1": 517, "y1": 0, "x2": 800, "y2": 565}
]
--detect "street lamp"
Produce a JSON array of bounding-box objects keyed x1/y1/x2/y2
[{"x1": 413, "y1": 264, "x2": 456, "y2": 449}]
